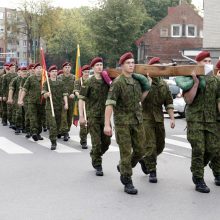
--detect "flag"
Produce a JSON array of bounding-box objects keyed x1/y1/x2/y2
[{"x1": 73, "y1": 44, "x2": 81, "y2": 126}]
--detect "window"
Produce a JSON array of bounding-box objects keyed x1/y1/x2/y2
[
  {"x1": 23, "y1": 40, "x2": 27, "y2": 47},
  {"x1": 186, "y1": 25, "x2": 197, "y2": 37},
  {"x1": 23, "y1": 52, "x2": 27, "y2": 59},
  {"x1": 171, "y1": 24, "x2": 182, "y2": 37},
  {"x1": 160, "y1": 28, "x2": 168, "y2": 37},
  {"x1": 0, "y1": 12, "x2": 4, "y2": 19}
]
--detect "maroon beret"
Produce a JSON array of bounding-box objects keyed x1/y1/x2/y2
[
  {"x1": 34, "y1": 63, "x2": 41, "y2": 69},
  {"x1": 21, "y1": 67, "x2": 27, "y2": 71},
  {"x1": 17, "y1": 67, "x2": 21, "y2": 71},
  {"x1": 81, "y1": 64, "x2": 90, "y2": 72},
  {"x1": 58, "y1": 70, "x2": 63, "y2": 75},
  {"x1": 216, "y1": 60, "x2": 220, "y2": 70},
  {"x1": 90, "y1": 57, "x2": 103, "y2": 67},
  {"x1": 28, "y1": 64, "x2": 35, "y2": 70},
  {"x1": 48, "y1": 65, "x2": 58, "y2": 72},
  {"x1": 3, "y1": 63, "x2": 9, "y2": 67},
  {"x1": 148, "y1": 57, "x2": 160, "y2": 65},
  {"x1": 195, "y1": 51, "x2": 210, "y2": 62},
  {"x1": 9, "y1": 63, "x2": 16, "y2": 68},
  {"x1": 62, "y1": 62, "x2": 72, "y2": 68},
  {"x1": 119, "y1": 52, "x2": 134, "y2": 65}
]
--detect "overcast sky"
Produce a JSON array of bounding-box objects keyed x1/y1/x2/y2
[{"x1": 0, "y1": 0, "x2": 203, "y2": 9}]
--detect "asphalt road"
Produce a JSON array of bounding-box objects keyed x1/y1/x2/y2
[{"x1": 0, "y1": 115, "x2": 220, "y2": 220}]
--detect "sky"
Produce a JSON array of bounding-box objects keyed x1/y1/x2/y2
[{"x1": 0, "y1": 0, "x2": 203, "y2": 10}]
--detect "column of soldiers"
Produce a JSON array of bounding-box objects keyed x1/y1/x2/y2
[{"x1": 1, "y1": 50, "x2": 220, "y2": 195}]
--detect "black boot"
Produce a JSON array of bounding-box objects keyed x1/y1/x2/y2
[
  {"x1": 214, "y1": 176, "x2": 220, "y2": 186},
  {"x1": 139, "y1": 159, "x2": 149, "y2": 175},
  {"x1": 95, "y1": 166, "x2": 104, "y2": 176},
  {"x1": 25, "y1": 132, "x2": 31, "y2": 138},
  {"x1": 43, "y1": 127, "x2": 47, "y2": 132},
  {"x1": 51, "y1": 141, "x2": 57, "y2": 150},
  {"x1": 193, "y1": 177, "x2": 210, "y2": 193},
  {"x1": 2, "y1": 122, "x2": 8, "y2": 126},
  {"x1": 63, "y1": 133, "x2": 69, "y2": 141},
  {"x1": 121, "y1": 176, "x2": 138, "y2": 195},
  {"x1": 81, "y1": 143, "x2": 88, "y2": 149},
  {"x1": 32, "y1": 134, "x2": 38, "y2": 141},
  {"x1": 37, "y1": 134, "x2": 44, "y2": 140},
  {"x1": 15, "y1": 127, "x2": 21, "y2": 135},
  {"x1": 57, "y1": 134, "x2": 62, "y2": 139},
  {"x1": 149, "y1": 171, "x2": 157, "y2": 183}
]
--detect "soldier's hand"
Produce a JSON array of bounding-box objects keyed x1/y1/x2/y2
[
  {"x1": 170, "y1": 119, "x2": 175, "y2": 129},
  {"x1": 18, "y1": 100, "x2": 24, "y2": 106},
  {"x1": 7, "y1": 99, "x2": 13, "y2": 104},
  {"x1": 191, "y1": 71, "x2": 199, "y2": 85},
  {"x1": 0, "y1": 97, "x2": 2, "y2": 101},
  {"x1": 44, "y1": 92, "x2": 50, "y2": 99},
  {"x1": 69, "y1": 94, "x2": 75, "y2": 99},
  {"x1": 3, "y1": 97, "x2": 6, "y2": 101},
  {"x1": 79, "y1": 116, "x2": 87, "y2": 125},
  {"x1": 64, "y1": 103, "x2": 68, "y2": 110},
  {"x1": 104, "y1": 125, "x2": 112, "y2": 137}
]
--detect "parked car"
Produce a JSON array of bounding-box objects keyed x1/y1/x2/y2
[{"x1": 163, "y1": 77, "x2": 186, "y2": 118}]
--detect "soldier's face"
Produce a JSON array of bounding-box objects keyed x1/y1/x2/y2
[
  {"x1": 50, "y1": 70, "x2": 58, "y2": 78},
  {"x1": 82, "y1": 70, "x2": 89, "y2": 79},
  {"x1": 198, "y1": 58, "x2": 212, "y2": 66},
  {"x1": 10, "y1": 66, "x2": 16, "y2": 73},
  {"x1": 17, "y1": 70, "x2": 22, "y2": 77},
  {"x1": 63, "y1": 65, "x2": 71, "y2": 74},
  {"x1": 35, "y1": 66, "x2": 42, "y2": 76},
  {"x1": 22, "y1": 71, "x2": 28, "y2": 78},
  {"x1": 122, "y1": 58, "x2": 135, "y2": 73},
  {"x1": 93, "y1": 62, "x2": 103, "y2": 74}
]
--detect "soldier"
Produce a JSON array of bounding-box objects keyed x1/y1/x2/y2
[
  {"x1": 7, "y1": 67, "x2": 23, "y2": 134},
  {"x1": 42, "y1": 65, "x2": 68, "y2": 150},
  {"x1": 58, "y1": 62, "x2": 75, "y2": 141},
  {"x1": 104, "y1": 52, "x2": 151, "y2": 194},
  {"x1": 183, "y1": 51, "x2": 220, "y2": 193},
  {"x1": 18, "y1": 63, "x2": 44, "y2": 141},
  {"x1": 0, "y1": 67, "x2": 5, "y2": 120},
  {"x1": 2, "y1": 63, "x2": 17, "y2": 128},
  {"x1": 79, "y1": 57, "x2": 111, "y2": 176},
  {"x1": 73, "y1": 64, "x2": 90, "y2": 149},
  {"x1": 139, "y1": 57, "x2": 175, "y2": 183}
]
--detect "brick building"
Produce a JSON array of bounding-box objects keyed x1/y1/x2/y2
[{"x1": 136, "y1": 2, "x2": 203, "y2": 64}]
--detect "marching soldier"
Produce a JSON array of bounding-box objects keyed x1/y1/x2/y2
[
  {"x1": 183, "y1": 51, "x2": 220, "y2": 193},
  {"x1": 73, "y1": 64, "x2": 90, "y2": 149},
  {"x1": 18, "y1": 63, "x2": 44, "y2": 141},
  {"x1": 58, "y1": 62, "x2": 75, "y2": 141},
  {"x1": 42, "y1": 65, "x2": 68, "y2": 150},
  {"x1": 104, "y1": 52, "x2": 151, "y2": 194},
  {"x1": 79, "y1": 57, "x2": 111, "y2": 176},
  {"x1": 139, "y1": 57, "x2": 175, "y2": 183}
]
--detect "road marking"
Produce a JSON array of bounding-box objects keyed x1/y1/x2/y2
[
  {"x1": 70, "y1": 135, "x2": 119, "y2": 152},
  {"x1": 0, "y1": 137, "x2": 33, "y2": 154},
  {"x1": 173, "y1": 135, "x2": 187, "y2": 139},
  {"x1": 29, "y1": 136, "x2": 81, "y2": 153},
  {"x1": 165, "y1": 138, "x2": 191, "y2": 149},
  {"x1": 163, "y1": 152, "x2": 186, "y2": 158},
  {"x1": 164, "y1": 147, "x2": 174, "y2": 152}
]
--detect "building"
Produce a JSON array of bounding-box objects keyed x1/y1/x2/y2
[
  {"x1": 136, "y1": 2, "x2": 203, "y2": 64},
  {"x1": 203, "y1": 0, "x2": 220, "y2": 63}
]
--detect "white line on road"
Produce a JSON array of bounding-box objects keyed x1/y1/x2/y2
[
  {"x1": 163, "y1": 152, "x2": 186, "y2": 158},
  {"x1": 0, "y1": 137, "x2": 33, "y2": 154},
  {"x1": 173, "y1": 135, "x2": 187, "y2": 139},
  {"x1": 165, "y1": 138, "x2": 191, "y2": 149}
]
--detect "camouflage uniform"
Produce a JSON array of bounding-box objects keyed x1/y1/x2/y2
[
  {"x1": 22, "y1": 75, "x2": 43, "y2": 135},
  {"x1": 42, "y1": 79, "x2": 68, "y2": 143},
  {"x1": 74, "y1": 78, "x2": 88, "y2": 145},
  {"x1": 0, "y1": 72, "x2": 4, "y2": 119},
  {"x1": 106, "y1": 74, "x2": 145, "y2": 178},
  {"x1": 58, "y1": 74, "x2": 75, "y2": 134},
  {"x1": 2, "y1": 71, "x2": 17, "y2": 125},
  {"x1": 185, "y1": 75, "x2": 220, "y2": 179},
  {"x1": 79, "y1": 75, "x2": 111, "y2": 168},
  {"x1": 141, "y1": 77, "x2": 173, "y2": 172}
]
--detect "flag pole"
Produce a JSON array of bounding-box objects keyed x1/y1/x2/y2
[{"x1": 40, "y1": 47, "x2": 55, "y2": 117}]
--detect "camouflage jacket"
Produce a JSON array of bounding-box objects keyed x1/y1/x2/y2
[
  {"x1": 0, "y1": 74, "x2": 5, "y2": 97},
  {"x1": 9, "y1": 76, "x2": 22, "y2": 101},
  {"x1": 106, "y1": 74, "x2": 143, "y2": 125},
  {"x1": 185, "y1": 75, "x2": 220, "y2": 123},
  {"x1": 142, "y1": 77, "x2": 173, "y2": 122},
  {"x1": 58, "y1": 74, "x2": 75, "y2": 97},
  {"x1": 2, "y1": 72, "x2": 17, "y2": 98},
  {"x1": 79, "y1": 75, "x2": 109, "y2": 119},
  {"x1": 73, "y1": 78, "x2": 86, "y2": 94},
  {"x1": 22, "y1": 75, "x2": 42, "y2": 104},
  {"x1": 42, "y1": 79, "x2": 68, "y2": 110}
]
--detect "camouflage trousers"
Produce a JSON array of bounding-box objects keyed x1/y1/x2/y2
[
  {"x1": 142, "y1": 120, "x2": 165, "y2": 172},
  {"x1": 29, "y1": 103, "x2": 44, "y2": 135},
  {"x1": 80, "y1": 124, "x2": 88, "y2": 145},
  {"x1": 0, "y1": 101, "x2": 2, "y2": 118},
  {"x1": 13, "y1": 102, "x2": 24, "y2": 128},
  {"x1": 46, "y1": 108, "x2": 62, "y2": 142},
  {"x1": 115, "y1": 123, "x2": 145, "y2": 177},
  {"x1": 60, "y1": 98, "x2": 74, "y2": 134},
  {"x1": 24, "y1": 102, "x2": 30, "y2": 132},
  {"x1": 89, "y1": 118, "x2": 111, "y2": 168},
  {"x1": 187, "y1": 122, "x2": 219, "y2": 179},
  {"x1": 1, "y1": 101, "x2": 7, "y2": 124},
  {"x1": 209, "y1": 121, "x2": 220, "y2": 177},
  {"x1": 7, "y1": 103, "x2": 14, "y2": 124}
]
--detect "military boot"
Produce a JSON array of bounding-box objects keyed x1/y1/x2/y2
[
  {"x1": 32, "y1": 134, "x2": 38, "y2": 141},
  {"x1": 192, "y1": 177, "x2": 210, "y2": 193},
  {"x1": 81, "y1": 143, "x2": 88, "y2": 149},
  {"x1": 25, "y1": 132, "x2": 31, "y2": 138},
  {"x1": 15, "y1": 127, "x2": 21, "y2": 135},
  {"x1": 214, "y1": 176, "x2": 220, "y2": 186},
  {"x1": 63, "y1": 133, "x2": 69, "y2": 141},
  {"x1": 95, "y1": 166, "x2": 104, "y2": 176},
  {"x1": 120, "y1": 176, "x2": 138, "y2": 195},
  {"x1": 2, "y1": 121, "x2": 7, "y2": 126},
  {"x1": 149, "y1": 171, "x2": 157, "y2": 183},
  {"x1": 51, "y1": 141, "x2": 57, "y2": 150},
  {"x1": 139, "y1": 159, "x2": 149, "y2": 175},
  {"x1": 37, "y1": 134, "x2": 44, "y2": 140}
]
